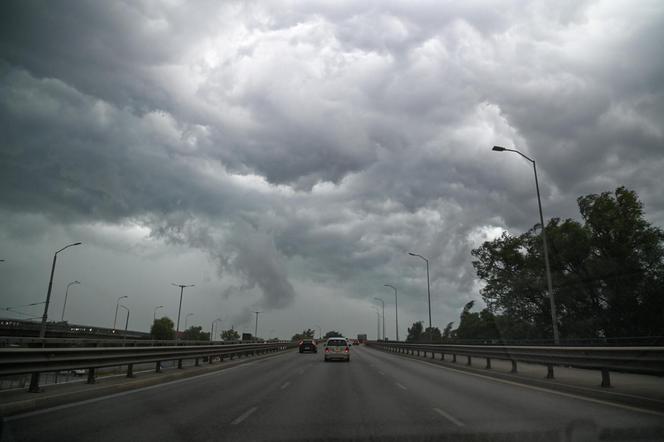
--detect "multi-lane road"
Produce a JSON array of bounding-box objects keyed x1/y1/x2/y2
[{"x1": 2, "y1": 345, "x2": 662, "y2": 441}]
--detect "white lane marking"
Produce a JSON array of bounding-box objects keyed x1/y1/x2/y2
[
  {"x1": 395, "y1": 382, "x2": 407, "y2": 390},
  {"x1": 433, "y1": 407, "x2": 465, "y2": 427},
  {"x1": 386, "y1": 352, "x2": 664, "y2": 418},
  {"x1": 231, "y1": 406, "x2": 258, "y2": 425},
  {"x1": 280, "y1": 381, "x2": 290, "y2": 390},
  {"x1": 378, "y1": 371, "x2": 385, "y2": 376}
]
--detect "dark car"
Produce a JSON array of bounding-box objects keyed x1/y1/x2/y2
[{"x1": 299, "y1": 339, "x2": 317, "y2": 353}]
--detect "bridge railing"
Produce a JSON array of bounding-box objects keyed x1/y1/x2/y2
[
  {"x1": 367, "y1": 341, "x2": 664, "y2": 387},
  {"x1": 0, "y1": 336, "x2": 274, "y2": 348},
  {"x1": 0, "y1": 341, "x2": 297, "y2": 391}
]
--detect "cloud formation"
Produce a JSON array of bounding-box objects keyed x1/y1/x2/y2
[{"x1": 1, "y1": 1, "x2": 662, "y2": 336}]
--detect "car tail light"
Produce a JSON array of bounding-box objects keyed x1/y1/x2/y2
[
  {"x1": 344, "y1": 347, "x2": 349, "y2": 353},
  {"x1": 325, "y1": 347, "x2": 330, "y2": 352},
  {"x1": 298, "y1": 341, "x2": 303, "y2": 346}
]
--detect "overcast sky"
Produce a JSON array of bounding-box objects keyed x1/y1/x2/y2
[{"x1": 1, "y1": 1, "x2": 662, "y2": 340}]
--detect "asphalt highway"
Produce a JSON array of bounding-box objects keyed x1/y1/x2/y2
[{"x1": 1, "y1": 345, "x2": 662, "y2": 441}]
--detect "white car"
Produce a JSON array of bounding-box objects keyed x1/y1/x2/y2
[{"x1": 324, "y1": 337, "x2": 350, "y2": 362}]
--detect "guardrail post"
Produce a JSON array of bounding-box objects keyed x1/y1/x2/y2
[
  {"x1": 195, "y1": 357, "x2": 200, "y2": 367},
  {"x1": 28, "y1": 373, "x2": 41, "y2": 393},
  {"x1": 546, "y1": 365, "x2": 554, "y2": 379},
  {"x1": 87, "y1": 368, "x2": 96, "y2": 384},
  {"x1": 511, "y1": 360, "x2": 517, "y2": 373},
  {"x1": 452, "y1": 354, "x2": 457, "y2": 363},
  {"x1": 467, "y1": 356, "x2": 472, "y2": 366},
  {"x1": 485, "y1": 358, "x2": 491, "y2": 369},
  {"x1": 155, "y1": 361, "x2": 162, "y2": 373},
  {"x1": 601, "y1": 368, "x2": 611, "y2": 387},
  {"x1": 430, "y1": 351, "x2": 435, "y2": 359},
  {"x1": 209, "y1": 356, "x2": 214, "y2": 364},
  {"x1": 416, "y1": 350, "x2": 420, "y2": 356},
  {"x1": 178, "y1": 359, "x2": 183, "y2": 369},
  {"x1": 127, "y1": 364, "x2": 134, "y2": 378}
]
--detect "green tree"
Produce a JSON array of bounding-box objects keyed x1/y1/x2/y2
[
  {"x1": 323, "y1": 330, "x2": 343, "y2": 339},
  {"x1": 221, "y1": 329, "x2": 240, "y2": 341},
  {"x1": 442, "y1": 322, "x2": 455, "y2": 340},
  {"x1": 406, "y1": 321, "x2": 424, "y2": 342},
  {"x1": 151, "y1": 317, "x2": 175, "y2": 340},
  {"x1": 424, "y1": 327, "x2": 442, "y2": 342},
  {"x1": 472, "y1": 187, "x2": 664, "y2": 340},
  {"x1": 291, "y1": 329, "x2": 315, "y2": 341},
  {"x1": 181, "y1": 326, "x2": 210, "y2": 341}
]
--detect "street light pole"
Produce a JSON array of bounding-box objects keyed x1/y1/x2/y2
[
  {"x1": 254, "y1": 311, "x2": 261, "y2": 339},
  {"x1": 39, "y1": 242, "x2": 82, "y2": 338},
  {"x1": 30, "y1": 241, "x2": 82, "y2": 393},
  {"x1": 372, "y1": 308, "x2": 380, "y2": 341},
  {"x1": 172, "y1": 283, "x2": 195, "y2": 344},
  {"x1": 113, "y1": 295, "x2": 128, "y2": 331},
  {"x1": 60, "y1": 280, "x2": 80, "y2": 322},
  {"x1": 384, "y1": 284, "x2": 399, "y2": 341},
  {"x1": 408, "y1": 252, "x2": 432, "y2": 331},
  {"x1": 211, "y1": 317, "x2": 222, "y2": 342},
  {"x1": 153, "y1": 305, "x2": 164, "y2": 322},
  {"x1": 119, "y1": 304, "x2": 130, "y2": 341},
  {"x1": 373, "y1": 297, "x2": 385, "y2": 340},
  {"x1": 492, "y1": 146, "x2": 559, "y2": 344}
]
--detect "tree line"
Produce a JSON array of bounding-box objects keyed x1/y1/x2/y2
[{"x1": 406, "y1": 187, "x2": 664, "y2": 343}]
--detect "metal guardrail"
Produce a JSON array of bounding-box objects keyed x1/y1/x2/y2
[
  {"x1": 367, "y1": 341, "x2": 664, "y2": 387},
  {"x1": 0, "y1": 341, "x2": 297, "y2": 392},
  {"x1": 0, "y1": 336, "x2": 270, "y2": 348}
]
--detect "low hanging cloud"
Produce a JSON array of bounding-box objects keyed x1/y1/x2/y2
[{"x1": 0, "y1": 1, "x2": 663, "y2": 333}]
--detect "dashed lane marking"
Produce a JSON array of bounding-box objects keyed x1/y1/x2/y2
[
  {"x1": 231, "y1": 406, "x2": 258, "y2": 425},
  {"x1": 395, "y1": 382, "x2": 407, "y2": 390},
  {"x1": 433, "y1": 407, "x2": 465, "y2": 427},
  {"x1": 280, "y1": 381, "x2": 290, "y2": 390}
]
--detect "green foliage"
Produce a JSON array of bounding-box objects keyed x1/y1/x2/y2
[
  {"x1": 221, "y1": 329, "x2": 240, "y2": 341},
  {"x1": 406, "y1": 321, "x2": 441, "y2": 342},
  {"x1": 151, "y1": 317, "x2": 175, "y2": 340},
  {"x1": 323, "y1": 330, "x2": 343, "y2": 339},
  {"x1": 291, "y1": 329, "x2": 316, "y2": 341},
  {"x1": 424, "y1": 327, "x2": 442, "y2": 342},
  {"x1": 442, "y1": 322, "x2": 455, "y2": 340},
  {"x1": 406, "y1": 321, "x2": 424, "y2": 342},
  {"x1": 181, "y1": 326, "x2": 209, "y2": 341},
  {"x1": 471, "y1": 186, "x2": 664, "y2": 340}
]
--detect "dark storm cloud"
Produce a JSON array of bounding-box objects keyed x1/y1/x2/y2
[{"x1": 1, "y1": 0, "x2": 663, "y2": 325}]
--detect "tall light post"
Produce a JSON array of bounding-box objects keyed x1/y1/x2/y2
[
  {"x1": 153, "y1": 305, "x2": 164, "y2": 322},
  {"x1": 254, "y1": 311, "x2": 262, "y2": 339},
  {"x1": 172, "y1": 283, "x2": 195, "y2": 344},
  {"x1": 408, "y1": 252, "x2": 432, "y2": 331},
  {"x1": 211, "y1": 317, "x2": 222, "y2": 342},
  {"x1": 373, "y1": 297, "x2": 385, "y2": 340},
  {"x1": 38, "y1": 242, "x2": 82, "y2": 339},
  {"x1": 492, "y1": 145, "x2": 559, "y2": 344},
  {"x1": 185, "y1": 313, "x2": 194, "y2": 329},
  {"x1": 60, "y1": 280, "x2": 80, "y2": 322},
  {"x1": 372, "y1": 307, "x2": 381, "y2": 341},
  {"x1": 113, "y1": 295, "x2": 128, "y2": 331},
  {"x1": 119, "y1": 304, "x2": 130, "y2": 343},
  {"x1": 384, "y1": 284, "x2": 399, "y2": 341}
]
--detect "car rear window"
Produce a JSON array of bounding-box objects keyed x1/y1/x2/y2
[{"x1": 328, "y1": 340, "x2": 347, "y2": 347}]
